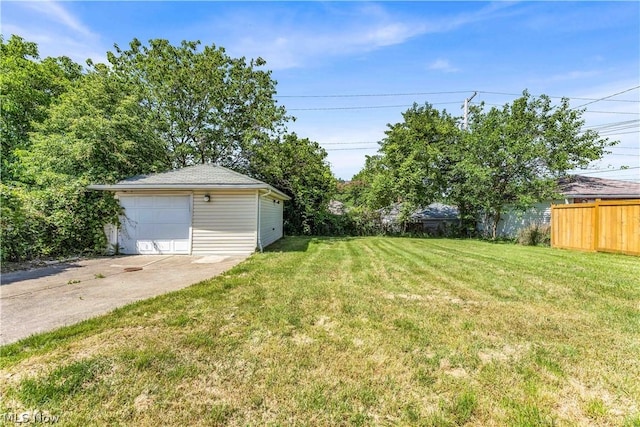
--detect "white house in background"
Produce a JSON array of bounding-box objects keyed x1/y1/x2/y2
[
  {"x1": 88, "y1": 165, "x2": 290, "y2": 255},
  {"x1": 481, "y1": 175, "x2": 640, "y2": 237}
]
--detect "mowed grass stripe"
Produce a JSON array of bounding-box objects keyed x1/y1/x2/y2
[
  {"x1": 426, "y1": 239, "x2": 640, "y2": 308},
  {"x1": 1, "y1": 237, "x2": 639, "y2": 426},
  {"x1": 430, "y1": 238, "x2": 640, "y2": 291}
]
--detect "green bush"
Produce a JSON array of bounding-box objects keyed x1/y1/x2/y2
[
  {"x1": 1, "y1": 182, "x2": 120, "y2": 263},
  {"x1": 516, "y1": 223, "x2": 551, "y2": 246}
]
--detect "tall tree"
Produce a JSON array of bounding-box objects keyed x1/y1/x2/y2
[
  {"x1": 0, "y1": 35, "x2": 82, "y2": 181},
  {"x1": 459, "y1": 92, "x2": 613, "y2": 237},
  {"x1": 350, "y1": 94, "x2": 613, "y2": 237},
  {"x1": 363, "y1": 103, "x2": 461, "y2": 220},
  {"x1": 250, "y1": 134, "x2": 336, "y2": 235},
  {"x1": 21, "y1": 63, "x2": 169, "y2": 186},
  {"x1": 106, "y1": 38, "x2": 290, "y2": 170}
]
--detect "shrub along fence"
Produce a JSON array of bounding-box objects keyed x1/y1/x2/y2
[{"x1": 551, "y1": 199, "x2": 640, "y2": 256}]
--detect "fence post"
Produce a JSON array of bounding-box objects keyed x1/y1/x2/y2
[
  {"x1": 550, "y1": 204, "x2": 554, "y2": 247},
  {"x1": 593, "y1": 198, "x2": 601, "y2": 251}
]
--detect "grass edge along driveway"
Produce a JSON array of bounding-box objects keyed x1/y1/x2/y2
[{"x1": 1, "y1": 237, "x2": 639, "y2": 426}]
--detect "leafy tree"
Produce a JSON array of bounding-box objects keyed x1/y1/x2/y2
[
  {"x1": 350, "y1": 93, "x2": 613, "y2": 237},
  {"x1": 1, "y1": 35, "x2": 91, "y2": 262},
  {"x1": 345, "y1": 155, "x2": 388, "y2": 209},
  {"x1": 1, "y1": 37, "x2": 170, "y2": 262},
  {"x1": 6, "y1": 61, "x2": 172, "y2": 262},
  {"x1": 352, "y1": 103, "x2": 461, "y2": 221},
  {"x1": 250, "y1": 134, "x2": 336, "y2": 235},
  {"x1": 106, "y1": 38, "x2": 290, "y2": 170},
  {"x1": 20, "y1": 63, "x2": 169, "y2": 185},
  {"x1": 0, "y1": 35, "x2": 82, "y2": 181},
  {"x1": 459, "y1": 92, "x2": 612, "y2": 237}
]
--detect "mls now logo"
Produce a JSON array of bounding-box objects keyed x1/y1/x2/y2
[{"x1": 1, "y1": 410, "x2": 60, "y2": 424}]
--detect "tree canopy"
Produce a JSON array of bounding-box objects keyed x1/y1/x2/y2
[
  {"x1": 1, "y1": 35, "x2": 82, "y2": 182},
  {"x1": 1, "y1": 34, "x2": 616, "y2": 262},
  {"x1": 250, "y1": 133, "x2": 336, "y2": 235},
  {"x1": 106, "y1": 38, "x2": 290, "y2": 171},
  {"x1": 348, "y1": 93, "x2": 614, "y2": 236},
  {"x1": 457, "y1": 92, "x2": 611, "y2": 236}
]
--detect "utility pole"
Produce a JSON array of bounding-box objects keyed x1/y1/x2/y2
[{"x1": 462, "y1": 91, "x2": 477, "y2": 131}]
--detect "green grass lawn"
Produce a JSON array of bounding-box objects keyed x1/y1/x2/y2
[{"x1": 1, "y1": 237, "x2": 639, "y2": 426}]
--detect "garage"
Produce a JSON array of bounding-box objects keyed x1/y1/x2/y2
[
  {"x1": 89, "y1": 165, "x2": 290, "y2": 256},
  {"x1": 118, "y1": 195, "x2": 191, "y2": 255}
]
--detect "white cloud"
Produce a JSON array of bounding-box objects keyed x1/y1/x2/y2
[
  {"x1": 23, "y1": 1, "x2": 95, "y2": 38},
  {"x1": 543, "y1": 69, "x2": 602, "y2": 83},
  {"x1": 212, "y1": 2, "x2": 520, "y2": 70},
  {"x1": 232, "y1": 20, "x2": 428, "y2": 70},
  {"x1": 428, "y1": 59, "x2": 460, "y2": 73},
  {"x1": 3, "y1": 1, "x2": 106, "y2": 64}
]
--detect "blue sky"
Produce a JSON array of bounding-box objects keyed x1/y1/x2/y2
[{"x1": 3, "y1": 1, "x2": 639, "y2": 181}]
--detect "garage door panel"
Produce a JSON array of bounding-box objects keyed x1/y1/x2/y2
[
  {"x1": 137, "y1": 240, "x2": 172, "y2": 253},
  {"x1": 165, "y1": 208, "x2": 191, "y2": 223},
  {"x1": 154, "y1": 196, "x2": 190, "y2": 208},
  {"x1": 136, "y1": 208, "x2": 190, "y2": 225},
  {"x1": 174, "y1": 240, "x2": 190, "y2": 253},
  {"x1": 137, "y1": 224, "x2": 189, "y2": 240}
]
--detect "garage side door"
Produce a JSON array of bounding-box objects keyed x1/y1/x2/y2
[{"x1": 119, "y1": 195, "x2": 191, "y2": 254}]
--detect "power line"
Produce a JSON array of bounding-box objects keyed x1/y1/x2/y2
[
  {"x1": 583, "y1": 110, "x2": 640, "y2": 115},
  {"x1": 285, "y1": 103, "x2": 639, "y2": 114},
  {"x1": 289, "y1": 102, "x2": 460, "y2": 111},
  {"x1": 574, "y1": 166, "x2": 640, "y2": 175},
  {"x1": 277, "y1": 90, "x2": 472, "y2": 99},
  {"x1": 290, "y1": 104, "x2": 411, "y2": 111},
  {"x1": 598, "y1": 131, "x2": 640, "y2": 136},
  {"x1": 277, "y1": 89, "x2": 640, "y2": 103},
  {"x1": 581, "y1": 119, "x2": 639, "y2": 130},
  {"x1": 477, "y1": 90, "x2": 639, "y2": 103},
  {"x1": 572, "y1": 86, "x2": 640, "y2": 109}
]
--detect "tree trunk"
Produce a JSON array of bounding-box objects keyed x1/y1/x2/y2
[{"x1": 491, "y1": 211, "x2": 501, "y2": 239}]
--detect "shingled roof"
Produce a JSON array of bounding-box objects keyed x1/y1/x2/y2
[
  {"x1": 88, "y1": 164, "x2": 290, "y2": 199},
  {"x1": 559, "y1": 175, "x2": 640, "y2": 199}
]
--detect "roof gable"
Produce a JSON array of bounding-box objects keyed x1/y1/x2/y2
[
  {"x1": 118, "y1": 164, "x2": 263, "y2": 186},
  {"x1": 88, "y1": 164, "x2": 290, "y2": 200}
]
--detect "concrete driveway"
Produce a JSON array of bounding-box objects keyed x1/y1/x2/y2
[{"x1": 0, "y1": 255, "x2": 247, "y2": 345}]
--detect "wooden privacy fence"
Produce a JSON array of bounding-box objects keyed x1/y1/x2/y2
[{"x1": 551, "y1": 199, "x2": 640, "y2": 256}]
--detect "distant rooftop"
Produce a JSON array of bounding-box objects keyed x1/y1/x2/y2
[
  {"x1": 559, "y1": 175, "x2": 640, "y2": 198},
  {"x1": 412, "y1": 203, "x2": 459, "y2": 220}
]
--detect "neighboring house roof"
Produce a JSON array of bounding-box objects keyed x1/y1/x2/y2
[
  {"x1": 559, "y1": 175, "x2": 640, "y2": 199},
  {"x1": 88, "y1": 164, "x2": 290, "y2": 200},
  {"x1": 411, "y1": 203, "x2": 460, "y2": 220},
  {"x1": 381, "y1": 202, "x2": 459, "y2": 223}
]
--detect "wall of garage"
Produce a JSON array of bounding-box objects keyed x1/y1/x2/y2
[
  {"x1": 259, "y1": 194, "x2": 284, "y2": 248},
  {"x1": 192, "y1": 190, "x2": 258, "y2": 255}
]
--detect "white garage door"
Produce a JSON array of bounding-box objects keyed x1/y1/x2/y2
[{"x1": 118, "y1": 195, "x2": 191, "y2": 255}]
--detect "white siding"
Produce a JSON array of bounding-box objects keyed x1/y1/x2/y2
[
  {"x1": 259, "y1": 195, "x2": 284, "y2": 248},
  {"x1": 192, "y1": 190, "x2": 258, "y2": 255},
  {"x1": 478, "y1": 202, "x2": 552, "y2": 237}
]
